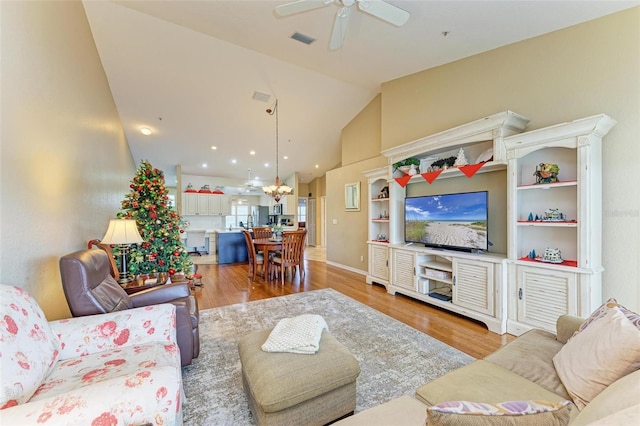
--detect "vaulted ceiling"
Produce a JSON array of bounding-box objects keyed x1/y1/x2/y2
[{"x1": 83, "y1": 0, "x2": 637, "y2": 190}]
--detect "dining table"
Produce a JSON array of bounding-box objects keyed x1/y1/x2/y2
[{"x1": 252, "y1": 237, "x2": 282, "y2": 280}]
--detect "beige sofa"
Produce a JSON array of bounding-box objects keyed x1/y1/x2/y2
[{"x1": 336, "y1": 312, "x2": 640, "y2": 425}]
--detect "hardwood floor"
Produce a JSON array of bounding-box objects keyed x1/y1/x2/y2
[{"x1": 192, "y1": 255, "x2": 515, "y2": 359}]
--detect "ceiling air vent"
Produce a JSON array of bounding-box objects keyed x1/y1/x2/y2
[
  {"x1": 291, "y1": 32, "x2": 316, "y2": 45},
  {"x1": 252, "y1": 91, "x2": 271, "y2": 102}
]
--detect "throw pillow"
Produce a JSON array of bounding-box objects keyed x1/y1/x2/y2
[
  {"x1": 0, "y1": 285, "x2": 61, "y2": 408},
  {"x1": 553, "y1": 306, "x2": 640, "y2": 410},
  {"x1": 426, "y1": 400, "x2": 573, "y2": 425},
  {"x1": 577, "y1": 298, "x2": 640, "y2": 333}
]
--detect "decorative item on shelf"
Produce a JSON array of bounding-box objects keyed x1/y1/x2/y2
[
  {"x1": 185, "y1": 183, "x2": 196, "y2": 193},
  {"x1": 376, "y1": 234, "x2": 387, "y2": 241},
  {"x1": 198, "y1": 184, "x2": 212, "y2": 193},
  {"x1": 101, "y1": 219, "x2": 144, "y2": 285},
  {"x1": 534, "y1": 163, "x2": 560, "y2": 184},
  {"x1": 453, "y1": 148, "x2": 469, "y2": 167},
  {"x1": 378, "y1": 186, "x2": 389, "y2": 199},
  {"x1": 528, "y1": 249, "x2": 536, "y2": 260},
  {"x1": 211, "y1": 186, "x2": 224, "y2": 195},
  {"x1": 428, "y1": 156, "x2": 456, "y2": 172},
  {"x1": 393, "y1": 157, "x2": 420, "y2": 175},
  {"x1": 262, "y1": 99, "x2": 293, "y2": 202},
  {"x1": 540, "y1": 247, "x2": 563, "y2": 263},
  {"x1": 528, "y1": 212, "x2": 534, "y2": 221},
  {"x1": 475, "y1": 148, "x2": 494, "y2": 164},
  {"x1": 542, "y1": 208, "x2": 564, "y2": 221}
]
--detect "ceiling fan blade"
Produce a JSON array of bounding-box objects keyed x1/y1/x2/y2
[
  {"x1": 357, "y1": 0, "x2": 410, "y2": 26},
  {"x1": 275, "y1": 0, "x2": 332, "y2": 17},
  {"x1": 329, "y1": 7, "x2": 350, "y2": 50}
]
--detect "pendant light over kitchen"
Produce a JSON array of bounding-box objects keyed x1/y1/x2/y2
[{"x1": 262, "y1": 99, "x2": 292, "y2": 202}]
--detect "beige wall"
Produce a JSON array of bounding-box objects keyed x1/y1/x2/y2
[
  {"x1": 332, "y1": 7, "x2": 639, "y2": 310},
  {"x1": 341, "y1": 94, "x2": 382, "y2": 166},
  {"x1": 326, "y1": 156, "x2": 386, "y2": 270},
  {"x1": 0, "y1": 1, "x2": 136, "y2": 319}
]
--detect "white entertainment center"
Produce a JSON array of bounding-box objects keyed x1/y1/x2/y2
[{"x1": 364, "y1": 111, "x2": 616, "y2": 335}]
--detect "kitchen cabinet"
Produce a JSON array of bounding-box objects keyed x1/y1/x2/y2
[
  {"x1": 207, "y1": 194, "x2": 231, "y2": 216},
  {"x1": 181, "y1": 193, "x2": 230, "y2": 216},
  {"x1": 216, "y1": 231, "x2": 248, "y2": 264},
  {"x1": 279, "y1": 195, "x2": 297, "y2": 215}
]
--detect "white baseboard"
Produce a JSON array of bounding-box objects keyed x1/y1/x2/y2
[{"x1": 326, "y1": 261, "x2": 367, "y2": 276}]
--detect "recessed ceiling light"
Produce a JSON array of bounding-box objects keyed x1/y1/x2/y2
[
  {"x1": 231, "y1": 159, "x2": 237, "y2": 164},
  {"x1": 250, "y1": 150, "x2": 256, "y2": 155},
  {"x1": 140, "y1": 127, "x2": 152, "y2": 135},
  {"x1": 283, "y1": 155, "x2": 289, "y2": 160},
  {"x1": 264, "y1": 162, "x2": 270, "y2": 167},
  {"x1": 211, "y1": 146, "x2": 217, "y2": 150},
  {"x1": 202, "y1": 163, "x2": 208, "y2": 168},
  {"x1": 315, "y1": 164, "x2": 319, "y2": 168}
]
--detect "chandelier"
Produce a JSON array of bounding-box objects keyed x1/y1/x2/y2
[{"x1": 262, "y1": 99, "x2": 292, "y2": 202}]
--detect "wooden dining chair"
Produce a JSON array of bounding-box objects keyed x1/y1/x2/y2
[
  {"x1": 242, "y1": 229, "x2": 264, "y2": 281},
  {"x1": 269, "y1": 230, "x2": 307, "y2": 286},
  {"x1": 252, "y1": 227, "x2": 272, "y2": 239}
]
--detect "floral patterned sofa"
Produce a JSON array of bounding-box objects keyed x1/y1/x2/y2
[{"x1": 0, "y1": 285, "x2": 183, "y2": 425}]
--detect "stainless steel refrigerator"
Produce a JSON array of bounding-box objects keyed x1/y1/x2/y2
[{"x1": 250, "y1": 206, "x2": 270, "y2": 227}]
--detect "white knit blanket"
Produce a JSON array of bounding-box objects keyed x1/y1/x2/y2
[{"x1": 261, "y1": 314, "x2": 328, "y2": 355}]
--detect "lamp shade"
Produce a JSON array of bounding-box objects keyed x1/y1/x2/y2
[{"x1": 101, "y1": 219, "x2": 143, "y2": 245}]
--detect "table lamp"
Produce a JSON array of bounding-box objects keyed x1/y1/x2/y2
[{"x1": 101, "y1": 219, "x2": 144, "y2": 285}]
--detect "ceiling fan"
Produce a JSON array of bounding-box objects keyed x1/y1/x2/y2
[
  {"x1": 275, "y1": 0, "x2": 410, "y2": 50},
  {"x1": 240, "y1": 169, "x2": 260, "y2": 194}
]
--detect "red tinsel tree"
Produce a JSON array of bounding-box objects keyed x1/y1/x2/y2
[{"x1": 117, "y1": 160, "x2": 192, "y2": 275}]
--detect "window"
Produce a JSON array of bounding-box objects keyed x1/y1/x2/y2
[{"x1": 225, "y1": 202, "x2": 250, "y2": 228}]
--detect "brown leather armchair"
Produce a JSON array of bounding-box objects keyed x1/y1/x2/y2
[{"x1": 59, "y1": 249, "x2": 200, "y2": 366}]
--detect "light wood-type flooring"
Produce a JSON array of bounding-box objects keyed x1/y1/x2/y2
[{"x1": 192, "y1": 251, "x2": 515, "y2": 359}]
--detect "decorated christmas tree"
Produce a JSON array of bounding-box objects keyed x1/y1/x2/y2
[{"x1": 117, "y1": 160, "x2": 192, "y2": 276}]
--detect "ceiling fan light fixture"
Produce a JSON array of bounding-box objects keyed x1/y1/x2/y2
[{"x1": 277, "y1": 0, "x2": 410, "y2": 49}]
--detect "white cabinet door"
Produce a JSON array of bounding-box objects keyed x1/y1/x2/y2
[
  {"x1": 196, "y1": 194, "x2": 210, "y2": 215},
  {"x1": 219, "y1": 195, "x2": 231, "y2": 215},
  {"x1": 206, "y1": 195, "x2": 231, "y2": 215},
  {"x1": 453, "y1": 258, "x2": 494, "y2": 316},
  {"x1": 369, "y1": 244, "x2": 388, "y2": 282},
  {"x1": 391, "y1": 249, "x2": 416, "y2": 292},
  {"x1": 516, "y1": 265, "x2": 577, "y2": 332},
  {"x1": 182, "y1": 193, "x2": 199, "y2": 215}
]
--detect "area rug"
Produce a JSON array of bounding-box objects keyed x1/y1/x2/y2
[{"x1": 181, "y1": 288, "x2": 474, "y2": 425}]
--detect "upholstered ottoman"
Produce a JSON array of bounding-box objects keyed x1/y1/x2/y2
[{"x1": 238, "y1": 328, "x2": 361, "y2": 426}]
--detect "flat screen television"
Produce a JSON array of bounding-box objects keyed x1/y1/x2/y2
[{"x1": 404, "y1": 191, "x2": 488, "y2": 252}]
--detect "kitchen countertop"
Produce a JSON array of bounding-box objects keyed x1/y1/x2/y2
[{"x1": 186, "y1": 227, "x2": 298, "y2": 234}]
